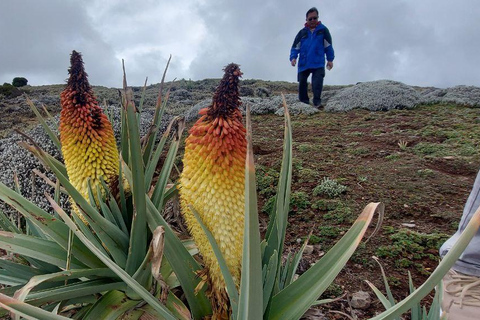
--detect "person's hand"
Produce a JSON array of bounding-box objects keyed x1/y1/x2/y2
[
  {"x1": 291, "y1": 59, "x2": 296, "y2": 67},
  {"x1": 326, "y1": 61, "x2": 334, "y2": 70}
]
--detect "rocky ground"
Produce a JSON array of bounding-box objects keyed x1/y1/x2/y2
[{"x1": 1, "y1": 78, "x2": 480, "y2": 319}]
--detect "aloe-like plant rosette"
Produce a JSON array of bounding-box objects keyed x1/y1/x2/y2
[{"x1": 0, "y1": 53, "x2": 478, "y2": 320}]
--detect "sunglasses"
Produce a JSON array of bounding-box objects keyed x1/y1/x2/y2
[{"x1": 308, "y1": 16, "x2": 318, "y2": 21}]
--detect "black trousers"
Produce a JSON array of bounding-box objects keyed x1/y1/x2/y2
[{"x1": 298, "y1": 67, "x2": 325, "y2": 106}]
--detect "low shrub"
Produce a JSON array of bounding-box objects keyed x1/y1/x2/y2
[
  {"x1": 12, "y1": 77, "x2": 28, "y2": 87},
  {"x1": 0, "y1": 83, "x2": 22, "y2": 98},
  {"x1": 313, "y1": 177, "x2": 347, "y2": 198}
]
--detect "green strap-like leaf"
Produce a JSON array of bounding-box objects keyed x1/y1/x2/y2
[
  {"x1": 262, "y1": 251, "x2": 278, "y2": 314},
  {"x1": 68, "y1": 205, "x2": 127, "y2": 268},
  {"x1": 144, "y1": 118, "x2": 173, "y2": 190},
  {"x1": 189, "y1": 205, "x2": 239, "y2": 318},
  {"x1": 140, "y1": 292, "x2": 192, "y2": 320},
  {"x1": 25, "y1": 280, "x2": 126, "y2": 307},
  {"x1": 41, "y1": 104, "x2": 58, "y2": 131},
  {"x1": 408, "y1": 272, "x2": 421, "y2": 320},
  {"x1": 75, "y1": 290, "x2": 138, "y2": 320},
  {"x1": 263, "y1": 97, "x2": 292, "y2": 275},
  {"x1": 30, "y1": 147, "x2": 129, "y2": 251},
  {"x1": 0, "y1": 208, "x2": 21, "y2": 233},
  {"x1": 14, "y1": 269, "x2": 118, "y2": 305},
  {"x1": 122, "y1": 159, "x2": 211, "y2": 318},
  {"x1": 120, "y1": 106, "x2": 130, "y2": 167},
  {"x1": 151, "y1": 119, "x2": 184, "y2": 209},
  {"x1": 124, "y1": 87, "x2": 148, "y2": 276},
  {"x1": 237, "y1": 105, "x2": 263, "y2": 319},
  {"x1": 25, "y1": 95, "x2": 61, "y2": 154},
  {"x1": 142, "y1": 55, "x2": 171, "y2": 165},
  {"x1": 370, "y1": 205, "x2": 480, "y2": 320},
  {"x1": 162, "y1": 182, "x2": 179, "y2": 206},
  {"x1": 373, "y1": 256, "x2": 397, "y2": 306},
  {"x1": 0, "y1": 293, "x2": 69, "y2": 320},
  {"x1": 68, "y1": 204, "x2": 110, "y2": 258},
  {"x1": 33, "y1": 152, "x2": 129, "y2": 266},
  {"x1": 76, "y1": 181, "x2": 129, "y2": 252},
  {"x1": 106, "y1": 191, "x2": 129, "y2": 235},
  {"x1": 53, "y1": 199, "x2": 177, "y2": 320},
  {"x1": 0, "y1": 259, "x2": 45, "y2": 281},
  {"x1": 283, "y1": 236, "x2": 309, "y2": 288},
  {"x1": 0, "y1": 272, "x2": 28, "y2": 286},
  {"x1": 17, "y1": 141, "x2": 68, "y2": 178},
  {"x1": 365, "y1": 280, "x2": 392, "y2": 310},
  {"x1": 267, "y1": 202, "x2": 383, "y2": 320},
  {"x1": 0, "y1": 232, "x2": 87, "y2": 269},
  {"x1": 427, "y1": 281, "x2": 442, "y2": 320},
  {"x1": 145, "y1": 197, "x2": 212, "y2": 319},
  {"x1": 117, "y1": 159, "x2": 129, "y2": 223},
  {"x1": 127, "y1": 243, "x2": 154, "y2": 300},
  {"x1": 164, "y1": 291, "x2": 192, "y2": 320},
  {"x1": 0, "y1": 182, "x2": 104, "y2": 269}
]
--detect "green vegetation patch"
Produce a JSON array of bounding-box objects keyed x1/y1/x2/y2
[
  {"x1": 376, "y1": 229, "x2": 449, "y2": 274},
  {"x1": 313, "y1": 177, "x2": 347, "y2": 198},
  {"x1": 296, "y1": 167, "x2": 319, "y2": 183},
  {"x1": 262, "y1": 191, "x2": 310, "y2": 215},
  {"x1": 290, "y1": 191, "x2": 311, "y2": 213},
  {"x1": 256, "y1": 165, "x2": 279, "y2": 198},
  {"x1": 296, "y1": 143, "x2": 314, "y2": 153},
  {"x1": 0, "y1": 83, "x2": 22, "y2": 98},
  {"x1": 324, "y1": 202, "x2": 354, "y2": 224},
  {"x1": 413, "y1": 142, "x2": 448, "y2": 157}
]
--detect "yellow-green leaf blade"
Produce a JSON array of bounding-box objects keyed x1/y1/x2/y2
[
  {"x1": 267, "y1": 202, "x2": 383, "y2": 320},
  {"x1": 237, "y1": 105, "x2": 263, "y2": 319},
  {"x1": 0, "y1": 293, "x2": 69, "y2": 320}
]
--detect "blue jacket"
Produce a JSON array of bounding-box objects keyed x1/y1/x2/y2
[{"x1": 290, "y1": 23, "x2": 335, "y2": 73}]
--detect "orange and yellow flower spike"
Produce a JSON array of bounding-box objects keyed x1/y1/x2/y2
[
  {"x1": 59, "y1": 51, "x2": 119, "y2": 217},
  {"x1": 180, "y1": 63, "x2": 246, "y2": 318}
]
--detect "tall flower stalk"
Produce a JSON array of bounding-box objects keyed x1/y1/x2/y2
[
  {"x1": 180, "y1": 63, "x2": 246, "y2": 318},
  {"x1": 59, "y1": 51, "x2": 119, "y2": 215}
]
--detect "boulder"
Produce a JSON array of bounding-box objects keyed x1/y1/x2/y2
[
  {"x1": 325, "y1": 80, "x2": 421, "y2": 112},
  {"x1": 421, "y1": 85, "x2": 480, "y2": 107}
]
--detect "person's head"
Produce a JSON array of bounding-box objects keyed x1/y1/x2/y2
[{"x1": 306, "y1": 7, "x2": 319, "y2": 28}]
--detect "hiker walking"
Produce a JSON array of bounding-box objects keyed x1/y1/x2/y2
[{"x1": 290, "y1": 7, "x2": 335, "y2": 108}]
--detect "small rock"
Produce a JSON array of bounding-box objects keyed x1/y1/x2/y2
[
  {"x1": 351, "y1": 291, "x2": 371, "y2": 309},
  {"x1": 402, "y1": 223, "x2": 416, "y2": 228},
  {"x1": 303, "y1": 245, "x2": 314, "y2": 255}
]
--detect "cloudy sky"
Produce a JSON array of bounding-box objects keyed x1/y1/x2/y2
[{"x1": 1, "y1": 0, "x2": 479, "y2": 88}]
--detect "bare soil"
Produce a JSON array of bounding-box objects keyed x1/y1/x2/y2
[{"x1": 247, "y1": 105, "x2": 480, "y2": 318}]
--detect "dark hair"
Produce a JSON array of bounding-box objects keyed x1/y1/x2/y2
[{"x1": 306, "y1": 7, "x2": 318, "y2": 18}]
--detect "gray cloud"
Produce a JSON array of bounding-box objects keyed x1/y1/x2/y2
[
  {"x1": 0, "y1": 0, "x2": 121, "y2": 87},
  {"x1": 1, "y1": 0, "x2": 479, "y2": 88}
]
